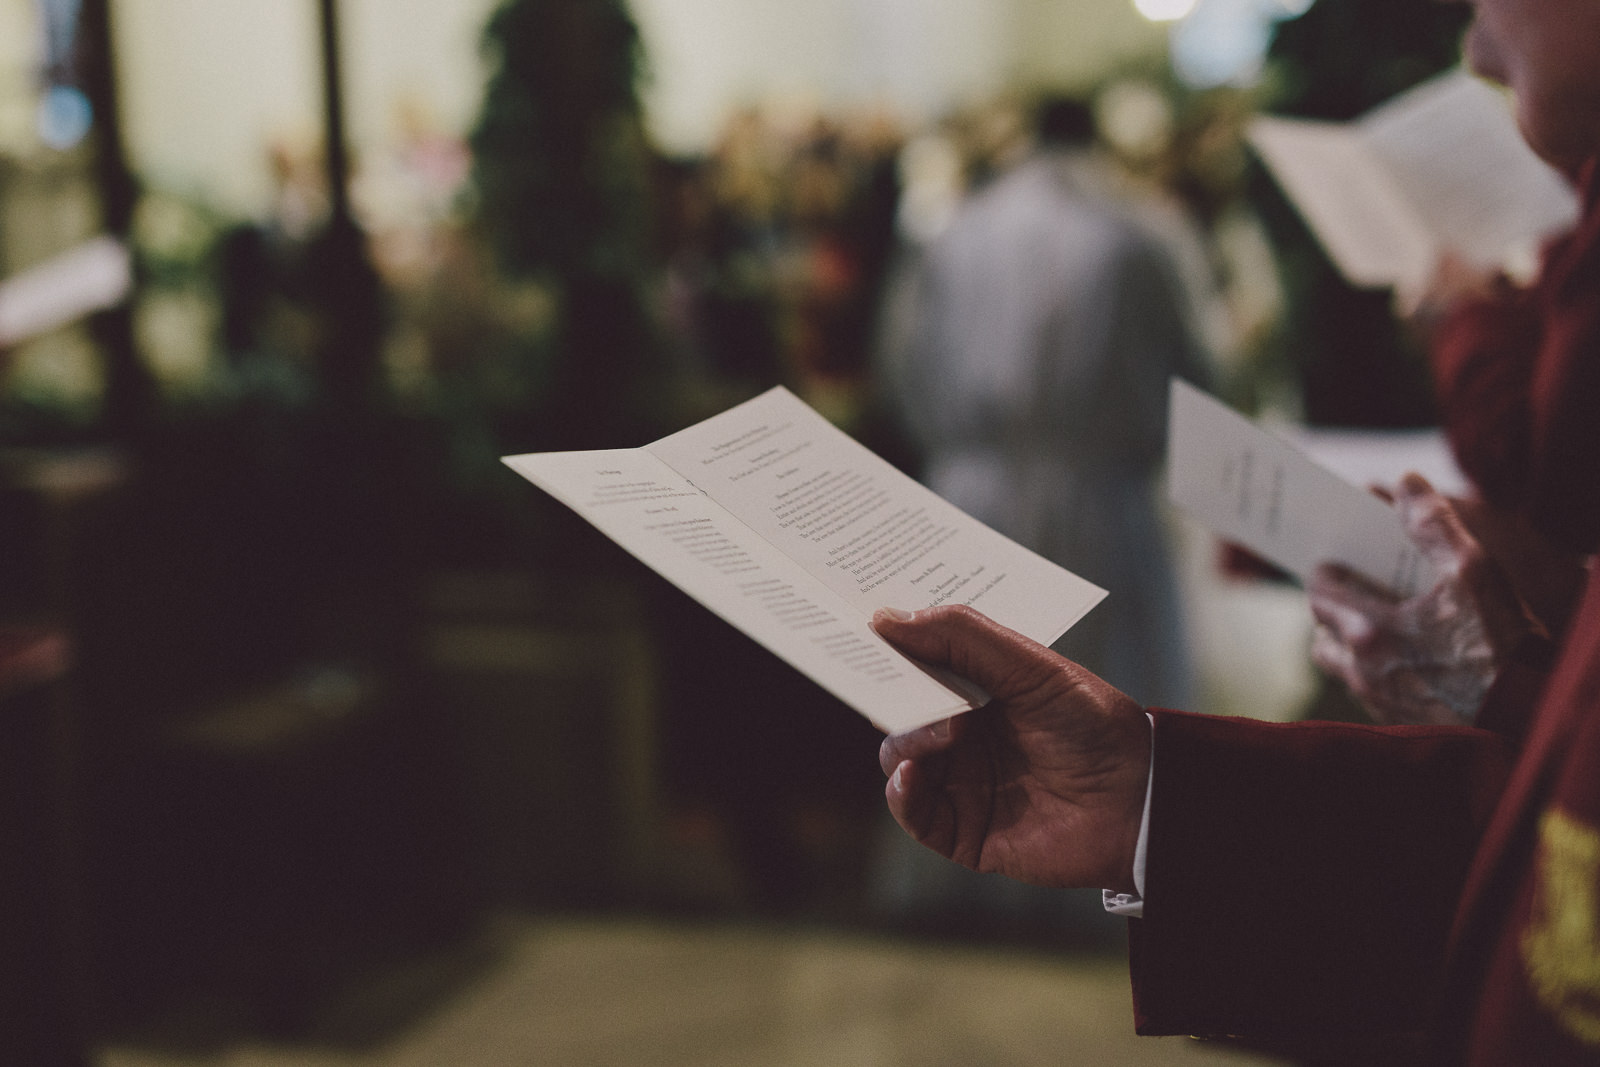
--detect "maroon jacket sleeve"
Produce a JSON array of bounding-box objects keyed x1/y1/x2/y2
[{"x1": 1128, "y1": 709, "x2": 1514, "y2": 1053}]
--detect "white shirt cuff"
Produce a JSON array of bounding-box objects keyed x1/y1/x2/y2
[{"x1": 1102, "y1": 713, "x2": 1154, "y2": 918}]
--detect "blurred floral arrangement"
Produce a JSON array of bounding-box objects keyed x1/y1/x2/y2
[{"x1": 465, "y1": 0, "x2": 663, "y2": 456}]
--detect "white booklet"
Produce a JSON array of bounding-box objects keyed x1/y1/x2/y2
[
  {"x1": 1247, "y1": 68, "x2": 1577, "y2": 294},
  {"x1": 503, "y1": 386, "x2": 1106, "y2": 734},
  {"x1": 1166, "y1": 379, "x2": 1434, "y2": 597}
]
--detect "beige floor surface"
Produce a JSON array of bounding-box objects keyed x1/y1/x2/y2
[{"x1": 101, "y1": 916, "x2": 1287, "y2": 1067}]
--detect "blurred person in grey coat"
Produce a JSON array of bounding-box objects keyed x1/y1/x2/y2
[
  {"x1": 879, "y1": 94, "x2": 1210, "y2": 711},
  {"x1": 871, "y1": 96, "x2": 1212, "y2": 937}
]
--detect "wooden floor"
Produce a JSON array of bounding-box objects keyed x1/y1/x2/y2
[
  {"x1": 95, "y1": 530, "x2": 1320, "y2": 1067},
  {"x1": 101, "y1": 915, "x2": 1287, "y2": 1067}
]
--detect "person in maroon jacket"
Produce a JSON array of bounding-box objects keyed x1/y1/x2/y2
[{"x1": 869, "y1": 0, "x2": 1600, "y2": 1061}]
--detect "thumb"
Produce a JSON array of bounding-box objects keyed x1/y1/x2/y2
[
  {"x1": 871, "y1": 604, "x2": 1060, "y2": 698},
  {"x1": 1394, "y1": 472, "x2": 1476, "y2": 574}
]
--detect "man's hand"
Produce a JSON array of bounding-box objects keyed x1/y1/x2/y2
[
  {"x1": 1309, "y1": 473, "x2": 1536, "y2": 726},
  {"x1": 1395, "y1": 249, "x2": 1506, "y2": 332},
  {"x1": 872, "y1": 605, "x2": 1151, "y2": 895}
]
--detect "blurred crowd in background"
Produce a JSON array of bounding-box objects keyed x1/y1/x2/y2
[
  {"x1": 0, "y1": 0, "x2": 1478, "y2": 1056},
  {"x1": 121, "y1": 75, "x2": 1285, "y2": 443}
]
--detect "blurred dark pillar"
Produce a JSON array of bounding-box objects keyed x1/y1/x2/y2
[
  {"x1": 310, "y1": 0, "x2": 385, "y2": 409},
  {"x1": 303, "y1": 0, "x2": 415, "y2": 673},
  {"x1": 0, "y1": 629, "x2": 92, "y2": 1066},
  {"x1": 78, "y1": 0, "x2": 155, "y2": 439}
]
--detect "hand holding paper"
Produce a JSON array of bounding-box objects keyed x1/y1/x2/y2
[
  {"x1": 1166, "y1": 379, "x2": 1551, "y2": 725},
  {"x1": 875, "y1": 604, "x2": 1150, "y2": 893}
]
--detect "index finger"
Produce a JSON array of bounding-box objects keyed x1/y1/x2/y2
[
  {"x1": 879, "y1": 715, "x2": 960, "y2": 777},
  {"x1": 1394, "y1": 472, "x2": 1478, "y2": 574}
]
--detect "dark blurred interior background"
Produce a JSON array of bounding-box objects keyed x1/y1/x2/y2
[{"x1": 0, "y1": 1, "x2": 1474, "y2": 1063}]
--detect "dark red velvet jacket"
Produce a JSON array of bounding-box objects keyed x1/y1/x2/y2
[
  {"x1": 1125, "y1": 160, "x2": 1600, "y2": 1064},
  {"x1": 1432, "y1": 157, "x2": 1600, "y2": 555}
]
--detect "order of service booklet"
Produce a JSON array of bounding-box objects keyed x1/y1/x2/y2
[
  {"x1": 1247, "y1": 67, "x2": 1578, "y2": 295},
  {"x1": 503, "y1": 386, "x2": 1107, "y2": 735},
  {"x1": 1166, "y1": 378, "x2": 1435, "y2": 598}
]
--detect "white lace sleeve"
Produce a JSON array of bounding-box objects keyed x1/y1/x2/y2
[{"x1": 1102, "y1": 713, "x2": 1154, "y2": 917}]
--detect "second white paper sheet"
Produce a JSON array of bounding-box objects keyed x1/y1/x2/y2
[
  {"x1": 1166, "y1": 379, "x2": 1434, "y2": 597},
  {"x1": 1247, "y1": 68, "x2": 1577, "y2": 293}
]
